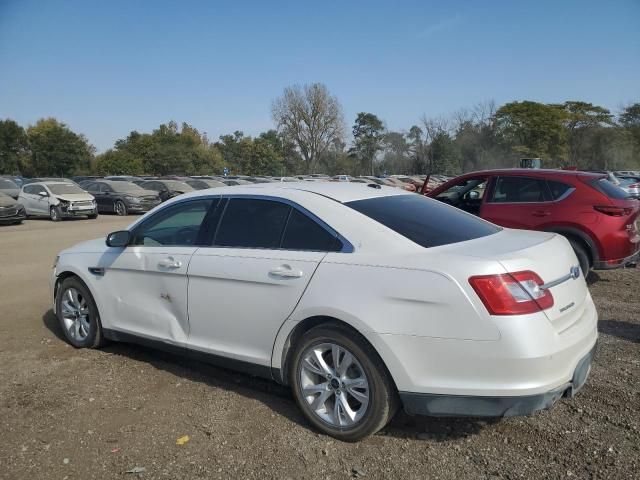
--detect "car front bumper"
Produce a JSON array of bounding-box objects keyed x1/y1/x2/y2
[
  {"x1": 0, "y1": 206, "x2": 26, "y2": 223},
  {"x1": 61, "y1": 207, "x2": 97, "y2": 217},
  {"x1": 399, "y1": 342, "x2": 596, "y2": 417}
]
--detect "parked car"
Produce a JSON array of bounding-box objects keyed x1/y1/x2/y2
[
  {"x1": 105, "y1": 175, "x2": 143, "y2": 183},
  {"x1": 0, "y1": 192, "x2": 26, "y2": 225},
  {"x1": 19, "y1": 181, "x2": 97, "y2": 221},
  {"x1": 427, "y1": 169, "x2": 640, "y2": 274},
  {"x1": 139, "y1": 179, "x2": 194, "y2": 202},
  {"x1": 52, "y1": 182, "x2": 597, "y2": 441},
  {"x1": 83, "y1": 180, "x2": 161, "y2": 215},
  {"x1": 185, "y1": 178, "x2": 227, "y2": 190},
  {"x1": 332, "y1": 175, "x2": 352, "y2": 182},
  {"x1": 0, "y1": 177, "x2": 20, "y2": 199},
  {"x1": 1, "y1": 175, "x2": 26, "y2": 188},
  {"x1": 617, "y1": 176, "x2": 640, "y2": 199},
  {"x1": 23, "y1": 177, "x2": 82, "y2": 187}
]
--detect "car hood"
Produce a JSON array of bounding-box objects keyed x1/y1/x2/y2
[
  {"x1": 0, "y1": 195, "x2": 18, "y2": 207},
  {"x1": 55, "y1": 193, "x2": 95, "y2": 202},
  {"x1": 119, "y1": 189, "x2": 159, "y2": 198},
  {"x1": 60, "y1": 237, "x2": 108, "y2": 255},
  {"x1": 1, "y1": 188, "x2": 20, "y2": 199}
]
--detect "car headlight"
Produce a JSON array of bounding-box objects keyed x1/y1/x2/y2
[{"x1": 125, "y1": 195, "x2": 140, "y2": 203}]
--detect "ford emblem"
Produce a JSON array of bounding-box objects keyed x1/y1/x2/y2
[{"x1": 570, "y1": 266, "x2": 580, "y2": 279}]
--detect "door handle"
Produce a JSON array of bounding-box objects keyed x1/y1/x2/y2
[
  {"x1": 158, "y1": 257, "x2": 182, "y2": 269},
  {"x1": 269, "y1": 265, "x2": 303, "y2": 279},
  {"x1": 532, "y1": 210, "x2": 551, "y2": 217}
]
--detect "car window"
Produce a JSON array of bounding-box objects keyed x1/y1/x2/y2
[
  {"x1": 589, "y1": 177, "x2": 629, "y2": 199},
  {"x1": 546, "y1": 180, "x2": 573, "y2": 200},
  {"x1": 132, "y1": 199, "x2": 214, "y2": 246},
  {"x1": 346, "y1": 195, "x2": 500, "y2": 249},
  {"x1": 282, "y1": 208, "x2": 341, "y2": 251},
  {"x1": 84, "y1": 182, "x2": 97, "y2": 191},
  {"x1": 0, "y1": 179, "x2": 18, "y2": 188},
  {"x1": 490, "y1": 177, "x2": 547, "y2": 203},
  {"x1": 214, "y1": 198, "x2": 290, "y2": 249},
  {"x1": 100, "y1": 183, "x2": 113, "y2": 193},
  {"x1": 436, "y1": 178, "x2": 486, "y2": 200}
]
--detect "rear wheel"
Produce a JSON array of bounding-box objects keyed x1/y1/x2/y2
[
  {"x1": 114, "y1": 200, "x2": 127, "y2": 216},
  {"x1": 55, "y1": 276, "x2": 106, "y2": 348},
  {"x1": 568, "y1": 239, "x2": 590, "y2": 277},
  {"x1": 49, "y1": 206, "x2": 61, "y2": 222},
  {"x1": 290, "y1": 325, "x2": 397, "y2": 442}
]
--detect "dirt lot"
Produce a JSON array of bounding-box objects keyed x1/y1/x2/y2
[{"x1": 0, "y1": 216, "x2": 638, "y2": 479}]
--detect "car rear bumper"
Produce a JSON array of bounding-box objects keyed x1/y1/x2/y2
[
  {"x1": 400, "y1": 342, "x2": 596, "y2": 417},
  {"x1": 594, "y1": 248, "x2": 639, "y2": 269}
]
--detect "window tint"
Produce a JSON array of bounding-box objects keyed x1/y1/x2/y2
[
  {"x1": 84, "y1": 182, "x2": 97, "y2": 191},
  {"x1": 346, "y1": 195, "x2": 499, "y2": 248},
  {"x1": 282, "y1": 208, "x2": 340, "y2": 251},
  {"x1": 547, "y1": 180, "x2": 573, "y2": 200},
  {"x1": 214, "y1": 198, "x2": 290, "y2": 248},
  {"x1": 589, "y1": 177, "x2": 630, "y2": 199},
  {"x1": 490, "y1": 177, "x2": 547, "y2": 203},
  {"x1": 132, "y1": 199, "x2": 213, "y2": 246},
  {"x1": 99, "y1": 183, "x2": 113, "y2": 192}
]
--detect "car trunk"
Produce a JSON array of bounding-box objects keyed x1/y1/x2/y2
[{"x1": 446, "y1": 228, "x2": 589, "y2": 333}]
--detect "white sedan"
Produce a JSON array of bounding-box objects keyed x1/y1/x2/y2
[{"x1": 51, "y1": 182, "x2": 597, "y2": 441}]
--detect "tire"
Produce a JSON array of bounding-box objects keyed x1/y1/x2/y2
[
  {"x1": 568, "y1": 239, "x2": 590, "y2": 277},
  {"x1": 114, "y1": 200, "x2": 128, "y2": 216},
  {"x1": 55, "y1": 276, "x2": 106, "y2": 349},
  {"x1": 87, "y1": 213, "x2": 98, "y2": 219},
  {"x1": 289, "y1": 325, "x2": 398, "y2": 442},
  {"x1": 49, "y1": 206, "x2": 61, "y2": 222}
]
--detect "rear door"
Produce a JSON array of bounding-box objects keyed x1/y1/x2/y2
[
  {"x1": 482, "y1": 176, "x2": 553, "y2": 228},
  {"x1": 187, "y1": 197, "x2": 339, "y2": 367}
]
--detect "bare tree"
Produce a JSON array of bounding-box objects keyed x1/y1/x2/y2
[{"x1": 271, "y1": 83, "x2": 345, "y2": 173}]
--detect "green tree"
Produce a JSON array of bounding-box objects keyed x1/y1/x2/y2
[
  {"x1": 93, "y1": 149, "x2": 143, "y2": 175},
  {"x1": 27, "y1": 118, "x2": 95, "y2": 176},
  {"x1": 557, "y1": 101, "x2": 613, "y2": 166},
  {"x1": 0, "y1": 119, "x2": 30, "y2": 174},
  {"x1": 351, "y1": 112, "x2": 385, "y2": 175}
]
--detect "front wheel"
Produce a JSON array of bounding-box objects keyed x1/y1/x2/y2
[
  {"x1": 55, "y1": 276, "x2": 106, "y2": 348},
  {"x1": 290, "y1": 325, "x2": 398, "y2": 442},
  {"x1": 49, "y1": 206, "x2": 61, "y2": 222}
]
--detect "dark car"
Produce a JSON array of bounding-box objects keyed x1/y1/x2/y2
[
  {"x1": 185, "y1": 178, "x2": 227, "y2": 190},
  {"x1": 83, "y1": 180, "x2": 161, "y2": 215},
  {"x1": 426, "y1": 169, "x2": 640, "y2": 274},
  {"x1": 0, "y1": 178, "x2": 20, "y2": 199},
  {"x1": 139, "y1": 180, "x2": 195, "y2": 202},
  {"x1": 0, "y1": 192, "x2": 26, "y2": 225}
]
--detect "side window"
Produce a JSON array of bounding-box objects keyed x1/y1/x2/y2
[
  {"x1": 546, "y1": 180, "x2": 573, "y2": 200},
  {"x1": 100, "y1": 184, "x2": 113, "y2": 193},
  {"x1": 144, "y1": 182, "x2": 158, "y2": 191},
  {"x1": 23, "y1": 185, "x2": 34, "y2": 194},
  {"x1": 214, "y1": 198, "x2": 290, "y2": 249},
  {"x1": 490, "y1": 177, "x2": 547, "y2": 203},
  {"x1": 84, "y1": 182, "x2": 96, "y2": 191},
  {"x1": 132, "y1": 199, "x2": 213, "y2": 246},
  {"x1": 282, "y1": 208, "x2": 340, "y2": 251}
]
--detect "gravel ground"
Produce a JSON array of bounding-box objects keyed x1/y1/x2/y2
[{"x1": 0, "y1": 216, "x2": 638, "y2": 479}]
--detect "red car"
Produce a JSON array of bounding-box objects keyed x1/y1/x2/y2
[{"x1": 425, "y1": 169, "x2": 640, "y2": 274}]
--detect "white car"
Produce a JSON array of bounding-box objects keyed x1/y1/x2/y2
[
  {"x1": 19, "y1": 181, "x2": 98, "y2": 221},
  {"x1": 51, "y1": 183, "x2": 597, "y2": 441}
]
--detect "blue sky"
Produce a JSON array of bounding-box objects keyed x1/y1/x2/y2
[{"x1": 1, "y1": 0, "x2": 638, "y2": 152}]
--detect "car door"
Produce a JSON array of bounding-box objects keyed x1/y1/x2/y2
[
  {"x1": 95, "y1": 198, "x2": 216, "y2": 345},
  {"x1": 18, "y1": 185, "x2": 36, "y2": 213},
  {"x1": 481, "y1": 176, "x2": 553, "y2": 229},
  {"x1": 31, "y1": 184, "x2": 51, "y2": 214},
  {"x1": 187, "y1": 197, "x2": 340, "y2": 367}
]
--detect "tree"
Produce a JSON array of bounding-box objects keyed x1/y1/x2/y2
[
  {"x1": 351, "y1": 113, "x2": 385, "y2": 175},
  {"x1": 94, "y1": 149, "x2": 143, "y2": 175},
  {"x1": 494, "y1": 101, "x2": 567, "y2": 166},
  {"x1": 0, "y1": 119, "x2": 30, "y2": 174},
  {"x1": 557, "y1": 101, "x2": 613, "y2": 166},
  {"x1": 27, "y1": 118, "x2": 95, "y2": 176},
  {"x1": 271, "y1": 83, "x2": 344, "y2": 173}
]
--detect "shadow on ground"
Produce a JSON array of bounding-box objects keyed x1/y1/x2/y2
[
  {"x1": 43, "y1": 309, "x2": 489, "y2": 441},
  {"x1": 598, "y1": 319, "x2": 640, "y2": 343}
]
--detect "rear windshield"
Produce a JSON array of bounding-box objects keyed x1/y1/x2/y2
[
  {"x1": 346, "y1": 195, "x2": 500, "y2": 248},
  {"x1": 589, "y1": 178, "x2": 630, "y2": 199}
]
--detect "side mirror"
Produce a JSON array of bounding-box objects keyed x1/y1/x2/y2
[
  {"x1": 38, "y1": 191, "x2": 48, "y2": 197},
  {"x1": 468, "y1": 191, "x2": 480, "y2": 200},
  {"x1": 106, "y1": 230, "x2": 131, "y2": 247}
]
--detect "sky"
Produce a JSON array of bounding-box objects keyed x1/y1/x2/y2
[{"x1": 0, "y1": 0, "x2": 639, "y2": 152}]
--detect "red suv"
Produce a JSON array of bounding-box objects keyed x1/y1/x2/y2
[{"x1": 425, "y1": 169, "x2": 640, "y2": 274}]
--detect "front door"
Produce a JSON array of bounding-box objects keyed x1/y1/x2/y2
[
  {"x1": 481, "y1": 176, "x2": 552, "y2": 229},
  {"x1": 187, "y1": 197, "x2": 340, "y2": 367},
  {"x1": 96, "y1": 198, "x2": 215, "y2": 344}
]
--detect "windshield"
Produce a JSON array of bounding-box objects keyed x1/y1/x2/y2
[
  {"x1": 0, "y1": 179, "x2": 18, "y2": 189},
  {"x1": 164, "y1": 181, "x2": 194, "y2": 192},
  {"x1": 47, "y1": 184, "x2": 86, "y2": 195},
  {"x1": 346, "y1": 194, "x2": 500, "y2": 248},
  {"x1": 111, "y1": 182, "x2": 146, "y2": 193}
]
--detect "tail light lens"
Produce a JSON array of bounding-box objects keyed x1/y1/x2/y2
[
  {"x1": 469, "y1": 271, "x2": 554, "y2": 315},
  {"x1": 594, "y1": 205, "x2": 632, "y2": 216}
]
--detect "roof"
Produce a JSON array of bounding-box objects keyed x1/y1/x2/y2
[
  {"x1": 178, "y1": 181, "x2": 409, "y2": 203},
  {"x1": 455, "y1": 168, "x2": 605, "y2": 178}
]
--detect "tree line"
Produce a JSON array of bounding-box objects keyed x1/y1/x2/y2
[{"x1": 1, "y1": 83, "x2": 639, "y2": 178}]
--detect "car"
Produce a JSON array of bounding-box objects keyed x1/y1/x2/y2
[
  {"x1": 426, "y1": 169, "x2": 640, "y2": 274},
  {"x1": 0, "y1": 192, "x2": 26, "y2": 225},
  {"x1": 184, "y1": 178, "x2": 227, "y2": 190},
  {"x1": 331, "y1": 175, "x2": 352, "y2": 182},
  {"x1": 23, "y1": 177, "x2": 82, "y2": 187},
  {"x1": 138, "y1": 179, "x2": 195, "y2": 202},
  {"x1": 83, "y1": 180, "x2": 161, "y2": 215},
  {"x1": 18, "y1": 181, "x2": 98, "y2": 221},
  {"x1": 105, "y1": 175, "x2": 142, "y2": 183},
  {"x1": 617, "y1": 176, "x2": 640, "y2": 199},
  {"x1": 52, "y1": 182, "x2": 597, "y2": 441},
  {"x1": 0, "y1": 177, "x2": 20, "y2": 199}
]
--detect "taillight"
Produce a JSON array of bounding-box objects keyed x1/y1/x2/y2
[
  {"x1": 469, "y1": 271, "x2": 554, "y2": 316},
  {"x1": 594, "y1": 205, "x2": 632, "y2": 216}
]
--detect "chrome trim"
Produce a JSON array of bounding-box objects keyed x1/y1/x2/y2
[{"x1": 540, "y1": 266, "x2": 580, "y2": 290}]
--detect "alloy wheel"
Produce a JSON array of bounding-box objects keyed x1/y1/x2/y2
[
  {"x1": 299, "y1": 342, "x2": 370, "y2": 427},
  {"x1": 115, "y1": 201, "x2": 127, "y2": 216},
  {"x1": 60, "y1": 287, "x2": 91, "y2": 341},
  {"x1": 50, "y1": 207, "x2": 59, "y2": 221}
]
